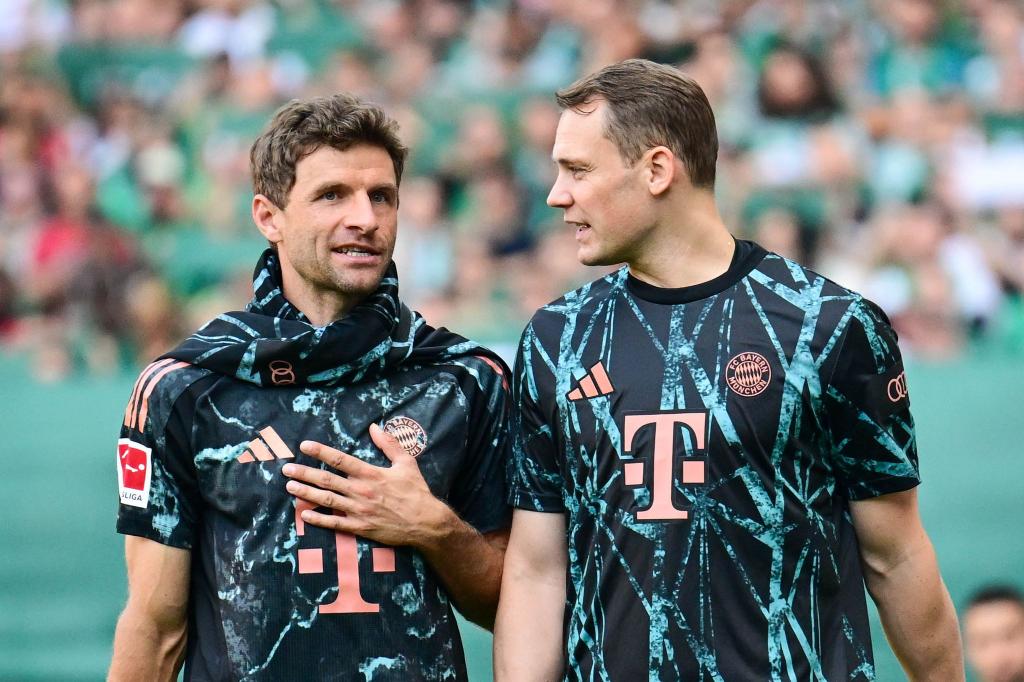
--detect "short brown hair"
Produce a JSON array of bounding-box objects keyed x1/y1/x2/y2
[
  {"x1": 250, "y1": 94, "x2": 408, "y2": 208},
  {"x1": 556, "y1": 59, "x2": 718, "y2": 188}
]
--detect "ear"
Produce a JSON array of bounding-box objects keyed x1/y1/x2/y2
[
  {"x1": 644, "y1": 146, "x2": 678, "y2": 197},
  {"x1": 252, "y1": 194, "x2": 283, "y2": 244}
]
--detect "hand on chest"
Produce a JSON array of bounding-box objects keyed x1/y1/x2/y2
[{"x1": 194, "y1": 374, "x2": 471, "y2": 508}]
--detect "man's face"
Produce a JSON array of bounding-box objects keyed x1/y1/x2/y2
[
  {"x1": 268, "y1": 144, "x2": 398, "y2": 314},
  {"x1": 965, "y1": 601, "x2": 1024, "y2": 682},
  {"x1": 546, "y1": 101, "x2": 654, "y2": 266}
]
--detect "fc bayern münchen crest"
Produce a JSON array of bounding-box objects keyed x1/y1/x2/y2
[
  {"x1": 382, "y1": 416, "x2": 428, "y2": 457},
  {"x1": 726, "y1": 352, "x2": 772, "y2": 397}
]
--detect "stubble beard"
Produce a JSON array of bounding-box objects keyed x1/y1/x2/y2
[
  {"x1": 318, "y1": 258, "x2": 387, "y2": 303},
  {"x1": 290, "y1": 251, "x2": 388, "y2": 314}
]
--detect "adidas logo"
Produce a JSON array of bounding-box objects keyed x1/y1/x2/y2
[
  {"x1": 237, "y1": 426, "x2": 295, "y2": 463},
  {"x1": 566, "y1": 362, "x2": 616, "y2": 401}
]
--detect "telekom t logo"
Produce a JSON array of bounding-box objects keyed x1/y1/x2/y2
[
  {"x1": 622, "y1": 411, "x2": 708, "y2": 522},
  {"x1": 237, "y1": 426, "x2": 396, "y2": 614},
  {"x1": 294, "y1": 500, "x2": 396, "y2": 614}
]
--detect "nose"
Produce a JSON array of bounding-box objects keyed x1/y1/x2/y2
[
  {"x1": 547, "y1": 174, "x2": 572, "y2": 209},
  {"x1": 344, "y1": 191, "x2": 378, "y2": 232}
]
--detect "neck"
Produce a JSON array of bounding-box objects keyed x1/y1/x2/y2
[{"x1": 627, "y1": 189, "x2": 735, "y2": 289}]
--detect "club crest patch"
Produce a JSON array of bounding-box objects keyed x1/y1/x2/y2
[
  {"x1": 382, "y1": 416, "x2": 428, "y2": 457},
  {"x1": 117, "y1": 438, "x2": 152, "y2": 508},
  {"x1": 726, "y1": 352, "x2": 772, "y2": 397}
]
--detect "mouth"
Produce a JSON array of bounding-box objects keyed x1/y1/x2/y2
[
  {"x1": 330, "y1": 244, "x2": 383, "y2": 263},
  {"x1": 567, "y1": 220, "x2": 591, "y2": 239}
]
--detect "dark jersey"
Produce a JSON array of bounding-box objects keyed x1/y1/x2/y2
[
  {"x1": 116, "y1": 354, "x2": 510, "y2": 681},
  {"x1": 510, "y1": 240, "x2": 919, "y2": 681}
]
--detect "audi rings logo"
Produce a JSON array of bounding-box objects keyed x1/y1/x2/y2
[
  {"x1": 269, "y1": 360, "x2": 296, "y2": 386},
  {"x1": 726, "y1": 352, "x2": 771, "y2": 397},
  {"x1": 887, "y1": 371, "x2": 908, "y2": 403}
]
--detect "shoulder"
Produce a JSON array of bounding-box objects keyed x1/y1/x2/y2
[
  {"x1": 833, "y1": 296, "x2": 902, "y2": 371},
  {"x1": 745, "y1": 251, "x2": 904, "y2": 368},
  {"x1": 523, "y1": 269, "x2": 627, "y2": 343},
  {"x1": 122, "y1": 359, "x2": 215, "y2": 438},
  {"x1": 752, "y1": 251, "x2": 891, "y2": 331},
  {"x1": 436, "y1": 352, "x2": 510, "y2": 396},
  {"x1": 749, "y1": 251, "x2": 865, "y2": 305}
]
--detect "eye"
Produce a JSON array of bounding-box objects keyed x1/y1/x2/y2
[
  {"x1": 320, "y1": 190, "x2": 338, "y2": 201},
  {"x1": 370, "y1": 189, "x2": 395, "y2": 205},
  {"x1": 569, "y1": 166, "x2": 588, "y2": 179}
]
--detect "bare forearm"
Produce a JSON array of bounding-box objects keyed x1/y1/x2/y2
[
  {"x1": 865, "y1": 545, "x2": 964, "y2": 681},
  {"x1": 494, "y1": 510, "x2": 567, "y2": 681},
  {"x1": 414, "y1": 507, "x2": 507, "y2": 629},
  {"x1": 494, "y1": 566, "x2": 565, "y2": 681},
  {"x1": 108, "y1": 606, "x2": 186, "y2": 682}
]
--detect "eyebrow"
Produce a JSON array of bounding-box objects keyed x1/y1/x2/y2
[
  {"x1": 305, "y1": 181, "x2": 398, "y2": 200},
  {"x1": 306, "y1": 181, "x2": 350, "y2": 201},
  {"x1": 552, "y1": 156, "x2": 588, "y2": 167}
]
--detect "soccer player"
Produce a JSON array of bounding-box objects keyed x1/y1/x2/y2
[
  {"x1": 963, "y1": 585, "x2": 1024, "y2": 682},
  {"x1": 109, "y1": 94, "x2": 511, "y2": 681},
  {"x1": 493, "y1": 59, "x2": 964, "y2": 681}
]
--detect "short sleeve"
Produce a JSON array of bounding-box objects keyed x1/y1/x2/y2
[
  {"x1": 822, "y1": 299, "x2": 920, "y2": 500},
  {"x1": 116, "y1": 363, "x2": 207, "y2": 549},
  {"x1": 446, "y1": 355, "x2": 513, "y2": 535},
  {"x1": 508, "y1": 323, "x2": 565, "y2": 512}
]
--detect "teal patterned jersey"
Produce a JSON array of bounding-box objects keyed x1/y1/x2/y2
[
  {"x1": 115, "y1": 252, "x2": 512, "y2": 681},
  {"x1": 510, "y1": 240, "x2": 920, "y2": 681}
]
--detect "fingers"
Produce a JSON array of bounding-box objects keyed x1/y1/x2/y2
[
  {"x1": 286, "y1": 479, "x2": 357, "y2": 514},
  {"x1": 296, "y1": 508, "x2": 362, "y2": 534},
  {"x1": 369, "y1": 423, "x2": 412, "y2": 463},
  {"x1": 298, "y1": 440, "x2": 376, "y2": 476},
  {"x1": 282, "y1": 462, "x2": 353, "y2": 493}
]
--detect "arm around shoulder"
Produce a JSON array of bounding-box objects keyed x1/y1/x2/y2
[
  {"x1": 494, "y1": 509, "x2": 567, "y2": 682},
  {"x1": 108, "y1": 536, "x2": 191, "y2": 682},
  {"x1": 850, "y1": 489, "x2": 964, "y2": 681}
]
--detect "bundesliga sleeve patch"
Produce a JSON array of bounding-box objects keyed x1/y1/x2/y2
[{"x1": 117, "y1": 438, "x2": 152, "y2": 508}]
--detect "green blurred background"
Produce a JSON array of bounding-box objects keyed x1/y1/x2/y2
[
  {"x1": 3, "y1": 1, "x2": 1024, "y2": 679},
  {"x1": 2, "y1": 352, "x2": 1021, "y2": 681}
]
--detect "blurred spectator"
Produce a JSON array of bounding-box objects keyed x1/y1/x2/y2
[
  {"x1": 750, "y1": 207, "x2": 803, "y2": 262},
  {"x1": 871, "y1": 0, "x2": 972, "y2": 99},
  {"x1": 439, "y1": 105, "x2": 510, "y2": 212},
  {"x1": 856, "y1": 203, "x2": 1000, "y2": 358},
  {"x1": 393, "y1": 176, "x2": 454, "y2": 308},
  {"x1": 176, "y1": 0, "x2": 274, "y2": 65},
  {"x1": 963, "y1": 585, "x2": 1024, "y2": 682},
  {"x1": 1, "y1": 0, "x2": 1023, "y2": 377},
  {"x1": 513, "y1": 96, "x2": 560, "y2": 235},
  {"x1": 0, "y1": 267, "x2": 19, "y2": 341}
]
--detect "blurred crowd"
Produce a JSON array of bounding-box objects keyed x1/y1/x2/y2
[{"x1": 2, "y1": 0, "x2": 1024, "y2": 380}]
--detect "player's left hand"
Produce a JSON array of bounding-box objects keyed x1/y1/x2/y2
[{"x1": 281, "y1": 423, "x2": 454, "y2": 548}]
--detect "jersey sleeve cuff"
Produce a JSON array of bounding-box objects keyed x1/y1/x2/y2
[
  {"x1": 508, "y1": 487, "x2": 565, "y2": 512},
  {"x1": 116, "y1": 519, "x2": 194, "y2": 550},
  {"x1": 846, "y1": 475, "x2": 921, "y2": 501},
  {"x1": 464, "y1": 507, "x2": 512, "y2": 536}
]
